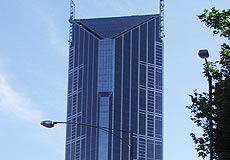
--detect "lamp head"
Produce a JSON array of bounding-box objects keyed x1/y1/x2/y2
[
  {"x1": 40, "y1": 120, "x2": 55, "y2": 128},
  {"x1": 198, "y1": 49, "x2": 209, "y2": 59}
]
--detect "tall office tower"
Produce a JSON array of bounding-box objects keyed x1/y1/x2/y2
[{"x1": 66, "y1": 14, "x2": 163, "y2": 160}]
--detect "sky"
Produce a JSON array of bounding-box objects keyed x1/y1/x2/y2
[{"x1": 0, "y1": 0, "x2": 229, "y2": 160}]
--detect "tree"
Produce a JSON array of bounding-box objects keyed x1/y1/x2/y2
[
  {"x1": 214, "y1": 77, "x2": 230, "y2": 160},
  {"x1": 187, "y1": 7, "x2": 230, "y2": 160}
]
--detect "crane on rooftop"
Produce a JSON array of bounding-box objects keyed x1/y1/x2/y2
[{"x1": 68, "y1": 0, "x2": 164, "y2": 44}]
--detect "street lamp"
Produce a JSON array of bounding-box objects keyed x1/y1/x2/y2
[
  {"x1": 198, "y1": 49, "x2": 209, "y2": 59},
  {"x1": 41, "y1": 120, "x2": 133, "y2": 160},
  {"x1": 198, "y1": 49, "x2": 214, "y2": 160}
]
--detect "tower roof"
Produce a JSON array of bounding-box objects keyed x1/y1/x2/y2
[{"x1": 74, "y1": 14, "x2": 158, "y2": 38}]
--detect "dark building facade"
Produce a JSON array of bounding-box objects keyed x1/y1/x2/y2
[{"x1": 65, "y1": 14, "x2": 163, "y2": 160}]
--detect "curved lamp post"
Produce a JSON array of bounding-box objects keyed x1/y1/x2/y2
[
  {"x1": 198, "y1": 49, "x2": 214, "y2": 160},
  {"x1": 41, "y1": 120, "x2": 133, "y2": 160}
]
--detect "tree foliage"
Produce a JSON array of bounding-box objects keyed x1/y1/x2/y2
[
  {"x1": 187, "y1": 92, "x2": 212, "y2": 159},
  {"x1": 198, "y1": 7, "x2": 230, "y2": 39},
  {"x1": 198, "y1": 7, "x2": 230, "y2": 81},
  {"x1": 214, "y1": 77, "x2": 230, "y2": 160},
  {"x1": 187, "y1": 7, "x2": 230, "y2": 160}
]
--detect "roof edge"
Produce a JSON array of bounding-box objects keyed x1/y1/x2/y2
[
  {"x1": 74, "y1": 14, "x2": 159, "y2": 21},
  {"x1": 74, "y1": 22, "x2": 104, "y2": 39},
  {"x1": 73, "y1": 14, "x2": 160, "y2": 39},
  {"x1": 112, "y1": 15, "x2": 159, "y2": 39}
]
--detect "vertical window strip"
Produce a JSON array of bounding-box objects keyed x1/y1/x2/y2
[
  {"x1": 156, "y1": 44, "x2": 163, "y2": 66},
  {"x1": 129, "y1": 31, "x2": 132, "y2": 160},
  {"x1": 155, "y1": 92, "x2": 162, "y2": 114},
  {"x1": 137, "y1": 26, "x2": 141, "y2": 159},
  {"x1": 147, "y1": 140, "x2": 154, "y2": 159},
  {"x1": 69, "y1": 46, "x2": 74, "y2": 71},
  {"x1": 120, "y1": 35, "x2": 124, "y2": 160},
  {"x1": 155, "y1": 141, "x2": 163, "y2": 160},
  {"x1": 139, "y1": 138, "x2": 146, "y2": 158},
  {"x1": 147, "y1": 114, "x2": 154, "y2": 137},
  {"x1": 155, "y1": 116, "x2": 163, "y2": 139},
  {"x1": 156, "y1": 68, "x2": 163, "y2": 90}
]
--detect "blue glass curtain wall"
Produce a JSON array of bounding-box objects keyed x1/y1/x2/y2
[
  {"x1": 66, "y1": 23, "x2": 99, "y2": 160},
  {"x1": 66, "y1": 15, "x2": 163, "y2": 160}
]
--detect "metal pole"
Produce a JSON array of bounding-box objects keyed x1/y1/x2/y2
[
  {"x1": 54, "y1": 121, "x2": 131, "y2": 147},
  {"x1": 205, "y1": 58, "x2": 214, "y2": 160},
  {"x1": 50, "y1": 121, "x2": 133, "y2": 159}
]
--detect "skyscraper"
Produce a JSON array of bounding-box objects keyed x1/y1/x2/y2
[{"x1": 66, "y1": 14, "x2": 163, "y2": 160}]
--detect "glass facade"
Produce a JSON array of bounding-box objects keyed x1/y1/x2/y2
[{"x1": 66, "y1": 14, "x2": 163, "y2": 160}]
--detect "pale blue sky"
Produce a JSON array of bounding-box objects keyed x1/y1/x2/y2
[{"x1": 0, "y1": 0, "x2": 229, "y2": 160}]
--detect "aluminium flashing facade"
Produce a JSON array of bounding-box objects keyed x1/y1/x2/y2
[{"x1": 66, "y1": 14, "x2": 163, "y2": 160}]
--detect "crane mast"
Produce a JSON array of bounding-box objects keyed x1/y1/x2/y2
[
  {"x1": 68, "y1": 0, "x2": 164, "y2": 42},
  {"x1": 68, "y1": 0, "x2": 75, "y2": 44},
  {"x1": 160, "y1": 0, "x2": 165, "y2": 39}
]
